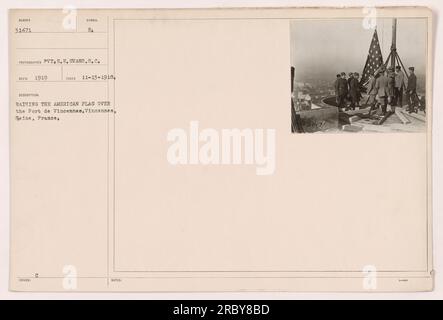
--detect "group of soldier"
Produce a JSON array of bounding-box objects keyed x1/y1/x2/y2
[
  {"x1": 334, "y1": 65, "x2": 419, "y2": 114},
  {"x1": 334, "y1": 72, "x2": 363, "y2": 111}
]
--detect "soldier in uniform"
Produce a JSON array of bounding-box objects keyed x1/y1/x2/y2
[
  {"x1": 354, "y1": 72, "x2": 362, "y2": 107},
  {"x1": 347, "y1": 73, "x2": 353, "y2": 102},
  {"x1": 337, "y1": 72, "x2": 349, "y2": 110},
  {"x1": 347, "y1": 72, "x2": 353, "y2": 85},
  {"x1": 334, "y1": 74, "x2": 341, "y2": 104},
  {"x1": 387, "y1": 66, "x2": 396, "y2": 111},
  {"x1": 375, "y1": 67, "x2": 389, "y2": 115},
  {"x1": 366, "y1": 73, "x2": 378, "y2": 111},
  {"x1": 394, "y1": 66, "x2": 405, "y2": 107},
  {"x1": 406, "y1": 66, "x2": 418, "y2": 113},
  {"x1": 349, "y1": 72, "x2": 359, "y2": 110}
]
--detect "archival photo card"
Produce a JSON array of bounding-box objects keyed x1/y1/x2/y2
[{"x1": 9, "y1": 7, "x2": 433, "y2": 292}]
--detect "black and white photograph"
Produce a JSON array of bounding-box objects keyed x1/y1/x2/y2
[{"x1": 290, "y1": 18, "x2": 428, "y2": 133}]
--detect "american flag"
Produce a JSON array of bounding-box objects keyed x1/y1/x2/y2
[{"x1": 361, "y1": 29, "x2": 384, "y2": 85}]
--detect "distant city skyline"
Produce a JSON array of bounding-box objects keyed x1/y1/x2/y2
[{"x1": 290, "y1": 18, "x2": 427, "y2": 81}]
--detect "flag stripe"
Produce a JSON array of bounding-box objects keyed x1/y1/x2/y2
[{"x1": 361, "y1": 29, "x2": 384, "y2": 84}]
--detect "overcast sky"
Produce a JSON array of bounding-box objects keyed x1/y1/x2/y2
[{"x1": 290, "y1": 18, "x2": 427, "y2": 79}]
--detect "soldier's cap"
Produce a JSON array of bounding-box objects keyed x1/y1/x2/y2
[
  {"x1": 395, "y1": 66, "x2": 401, "y2": 70},
  {"x1": 409, "y1": 67, "x2": 415, "y2": 71},
  {"x1": 340, "y1": 72, "x2": 346, "y2": 76},
  {"x1": 348, "y1": 72, "x2": 353, "y2": 76},
  {"x1": 336, "y1": 74, "x2": 341, "y2": 77},
  {"x1": 354, "y1": 72, "x2": 359, "y2": 76}
]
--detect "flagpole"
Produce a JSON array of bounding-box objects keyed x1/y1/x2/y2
[{"x1": 390, "y1": 18, "x2": 397, "y2": 68}]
